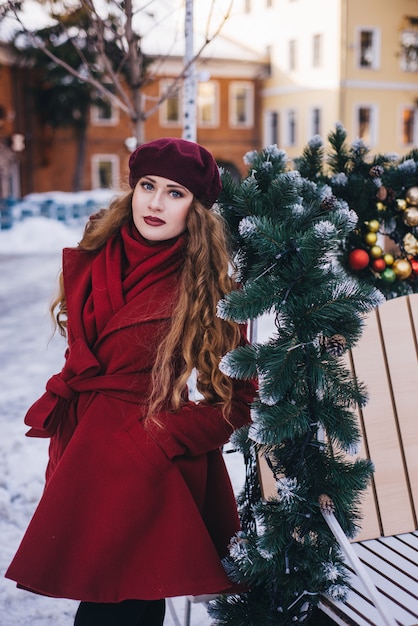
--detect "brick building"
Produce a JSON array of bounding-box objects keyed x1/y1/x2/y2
[{"x1": 0, "y1": 35, "x2": 267, "y2": 198}]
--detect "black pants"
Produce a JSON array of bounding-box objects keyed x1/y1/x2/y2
[{"x1": 74, "y1": 599, "x2": 166, "y2": 626}]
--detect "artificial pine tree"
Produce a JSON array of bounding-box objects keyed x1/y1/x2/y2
[{"x1": 209, "y1": 145, "x2": 383, "y2": 625}]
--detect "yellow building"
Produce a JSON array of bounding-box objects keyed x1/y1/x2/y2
[{"x1": 222, "y1": 0, "x2": 418, "y2": 159}]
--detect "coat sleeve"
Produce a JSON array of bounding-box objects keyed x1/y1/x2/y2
[{"x1": 152, "y1": 376, "x2": 257, "y2": 459}]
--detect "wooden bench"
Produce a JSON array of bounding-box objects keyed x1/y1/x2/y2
[
  {"x1": 317, "y1": 293, "x2": 418, "y2": 626},
  {"x1": 259, "y1": 293, "x2": 418, "y2": 625}
]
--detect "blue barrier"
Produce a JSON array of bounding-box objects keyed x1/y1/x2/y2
[
  {"x1": 0, "y1": 198, "x2": 15, "y2": 229},
  {"x1": 0, "y1": 195, "x2": 109, "y2": 229}
]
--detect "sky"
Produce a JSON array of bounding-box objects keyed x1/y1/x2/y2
[
  {"x1": 0, "y1": 204, "x2": 271, "y2": 625},
  {"x1": 0, "y1": 0, "x2": 261, "y2": 64}
]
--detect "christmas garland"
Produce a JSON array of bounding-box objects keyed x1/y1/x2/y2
[
  {"x1": 208, "y1": 146, "x2": 381, "y2": 625},
  {"x1": 296, "y1": 124, "x2": 418, "y2": 299}
]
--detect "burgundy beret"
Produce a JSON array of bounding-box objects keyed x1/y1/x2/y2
[{"x1": 128, "y1": 137, "x2": 221, "y2": 208}]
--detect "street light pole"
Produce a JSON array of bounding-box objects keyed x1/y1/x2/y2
[{"x1": 182, "y1": 0, "x2": 197, "y2": 142}]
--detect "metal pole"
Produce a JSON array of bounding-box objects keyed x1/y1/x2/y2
[{"x1": 182, "y1": 0, "x2": 197, "y2": 142}]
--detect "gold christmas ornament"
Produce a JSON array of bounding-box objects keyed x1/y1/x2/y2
[
  {"x1": 402, "y1": 207, "x2": 418, "y2": 227},
  {"x1": 403, "y1": 233, "x2": 418, "y2": 256},
  {"x1": 396, "y1": 198, "x2": 407, "y2": 211},
  {"x1": 364, "y1": 231, "x2": 377, "y2": 246},
  {"x1": 405, "y1": 186, "x2": 418, "y2": 207},
  {"x1": 376, "y1": 201, "x2": 386, "y2": 211},
  {"x1": 366, "y1": 219, "x2": 380, "y2": 233},
  {"x1": 393, "y1": 258, "x2": 412, "y2": 280},
  {"x1": 383, "y1": 253, "x2": 394, "y2": 266},
  {"x1": 370, "y1": 245, "x2": 383, "y2": 258}
]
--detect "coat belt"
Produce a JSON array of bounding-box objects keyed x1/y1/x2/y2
[{"x1": 25, "y1": 371, "x2": 151, "y2": 438}]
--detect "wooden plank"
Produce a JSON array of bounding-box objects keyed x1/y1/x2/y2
[
  {"x1": 342, "y1": 351, "x2": 381, "y2": 542},
  {"x1": 408, "y1": 293, "x2": 418, "y2": 337},
  {"x1": 322, "y1": 511, "x2": 398, "y2": 626},
  {"x1": 350, "y1": 307, "x2": 415, "y2": 537},
  {"x1": 394, "y1": 531, "x2": 418, "y2": 549},
  {"x1": 378, "y1": 297, "x2": 418, "y2": 525},
  {"x1": 257, "y1": 451, "x2": 277, "y2": 500},
  {"x1": 320, "y1": 535, "x2": 418, "y2": 626},
  {"x1": 363, "y1": 539, "x2": 418, "y2": 578},
  {"x1": 353, "y1": 544, "x2": 418, "y2": 613},
  {"x1": 320, "y1": 526, "x2": 418, "y2": 624},
  {"x1": 319, "y1": 595, "x2": 381, "y2": 626},
  {"x1": 379, "y1": 533, "x2": 418, "y2": 559}
]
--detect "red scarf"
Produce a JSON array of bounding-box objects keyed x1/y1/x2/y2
[{"x1": 84, "y1": 222, "x2": 187, "y2": 340}]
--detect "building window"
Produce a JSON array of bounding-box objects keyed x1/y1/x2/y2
[
  {"x1": 287, "y1": 109, "x2": 297, "y2": 146},
  {"x1": 91, "y1": 97, "x2": 119, "y2": 126},
  {"x1": 229, "y1": 82, "x2": 254, "y2": 127},
  {"x1": 401, "y1": 107, "x2": 416, "y2": 145},
  {"x1": 289, "y1": 39, "x2": 297, "y2": 71},
  {"x1": 91, "y1": 155, "x2": 120, "y2": 189},
  {"x1": 160, "y1": 81, "x2": 182, "y2": 126},
  {"x1": 312, "y1": 34, "x2": 322, "y2": 67},
  {"x1": 357, "y1": 28, "x2": 380, "y2": 69},
  {"x1": 400, "y1": 27, "x2": 418, "y2": 72},
  {"x1": 355, "y1": 105, "x2": 377, "y2": 146},
  {"x1": 311, "y1": 107, "x2": 322, "y2": 137},
  {"x1": 197, "y1": 81, "x2": 219, "y2": 126},
  {"x1": 265, "y1": 110, "x2": 279, "y2": 146}
]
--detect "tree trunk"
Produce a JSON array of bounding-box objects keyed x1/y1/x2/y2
[
  {"x1": 125, "y1": 0, "x2": 144, "y2": 145},
  {"x1": 72, "y1": 124, "x2": 87, "y2": 191}
]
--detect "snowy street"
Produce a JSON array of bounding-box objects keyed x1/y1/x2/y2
[{"x1": 0, "y1": 218, "x2": 250, "y2": 625}]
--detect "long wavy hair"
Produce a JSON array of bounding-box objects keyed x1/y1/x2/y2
[{"x1": 51, "y1": 190, "x2": 241, "y2": 424}]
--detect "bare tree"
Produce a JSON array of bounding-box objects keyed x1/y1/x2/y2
[{"x1": 1, "y1": 0, "x2": 233, "y2": 145}]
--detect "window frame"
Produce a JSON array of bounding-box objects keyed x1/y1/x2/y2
[
  {"x1": 356, "y1": 27, "x2": 381, "y2": 70},
  {"x1": 289, "y1": 39, "x2": 297, "y2": 71},
  {"x1": 353, "y1": 104, "x2": 378, "y2": 147},
  {"x1": 264, "y1": 109, "x2": 280, "y2": 147},
  {"x1": 400, "y1": 28, "x2": 418, "y2": 72},
  {"x1": 229, "y1": 81, "x2": 254, "y2": 128},
  {"x1": 285, "y1": 108, "x2": 297, "y2": 147},
  {"x1": 312, "y1": 33, "x2": 322, "y2": 68},
  {"x1": 90, "y1": 98, "x2": 119, "y2": 126},
  {"x1": 91, "y1": 154, "x2": 120, "y2": 190},
  {"x1": 309, "y1": 106, "x2": 322, "y2": 138},
  {"x1": 197, "y1": 80, "x2": 219, "y2": 127},
  {"x1": 159, "y1": 80, "x2": 182, "y2": 127},
  {"x1": 400, "y1": 105, "x2": 417, "y2": 146}
]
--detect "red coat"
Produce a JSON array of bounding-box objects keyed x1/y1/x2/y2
[{"x1": 5, "y1": 224, "x2": 256, "y2": 603}]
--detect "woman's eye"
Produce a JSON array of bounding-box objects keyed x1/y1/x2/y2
[
  {"x1": 141, "y1": 181, "x2": 153, "y2": 191},
  {"x1": 170, "y1": 190, "x2": 183, "y2": 198}
]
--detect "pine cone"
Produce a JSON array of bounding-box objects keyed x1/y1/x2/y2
[
  {"x1": 318, "y1": 494, "x2": 335, "y2": 514},
  {"x1": 369, "y1": 165, "x2": 384, "y2": 178},
  {"x1": 321, "y1": 195, "x2": 338, "y2": 212},
  {"x1": 319, "y1": 334, "x2": 347, "y2": 356}
]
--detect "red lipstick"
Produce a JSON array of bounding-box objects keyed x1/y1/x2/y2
[{"x1": 143, "y1": 216, "x2": 165, "y2": 226}]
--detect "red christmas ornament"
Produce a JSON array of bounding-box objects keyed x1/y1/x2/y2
[
  {"x1": 348, "y1": 249, "x2": 369, "y2": 270},
  {"x1": 371, "y1": 258, "x2": 386, "y2": 273},
  {"x1": 410, "y1": 259, "x2": 418, "y2": 275}
]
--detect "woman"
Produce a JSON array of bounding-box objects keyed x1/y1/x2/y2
[{"x1": 6, "y1": 137, "x2": 256, "y2": 625}]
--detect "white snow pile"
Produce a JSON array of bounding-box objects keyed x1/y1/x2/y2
[{"x1": 0, "y1": 217, "x2": 82, "y2": 254}]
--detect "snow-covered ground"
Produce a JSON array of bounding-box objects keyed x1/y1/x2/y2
[{"x1": 0, "y1": 215, "x2": 262, "y2": 626}]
